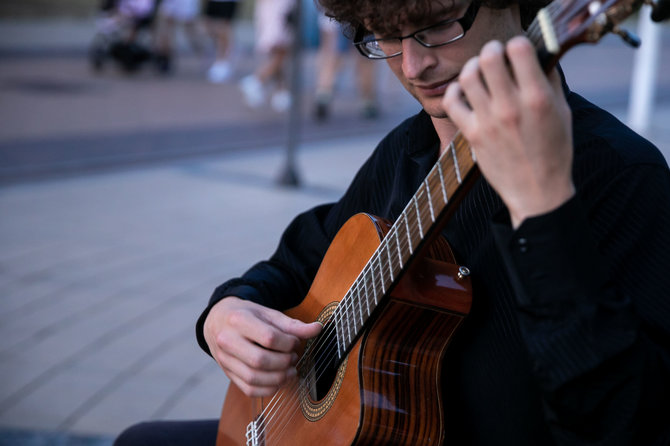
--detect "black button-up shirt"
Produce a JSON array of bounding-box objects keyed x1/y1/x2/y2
[{"x1": 197, "y1": 88, "x2": 670, "y2": 445}]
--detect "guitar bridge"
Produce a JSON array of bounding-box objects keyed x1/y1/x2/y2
[{"x1": 245, "y1": 420, "x2": 259, "y2": 446}]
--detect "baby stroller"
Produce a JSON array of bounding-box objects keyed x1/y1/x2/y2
[{"x1": 89, "y1": 0, "x2": 159, "y2": 73}]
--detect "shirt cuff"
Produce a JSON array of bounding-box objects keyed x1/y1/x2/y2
[
  {"x1": 490, "y1": 195, "x2": 608, "y2": 309},
  {"x1": 195, "y1": 281, "x2": 265, "y2": 356}
]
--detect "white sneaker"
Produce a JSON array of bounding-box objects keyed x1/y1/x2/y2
[
  {"x1": 207, "y1": 61, "x2": 232, "y2": 83},
  {"x1": 239, "y1": 75, "x2": 265, "y2": 108},
  {"x1": 270, "y1": 89, "x2": 292, "y2": 112}
]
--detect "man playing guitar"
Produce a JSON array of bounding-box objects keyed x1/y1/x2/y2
[{"x1": 117, "y1": 0, "x2": 670, "y2": 444}]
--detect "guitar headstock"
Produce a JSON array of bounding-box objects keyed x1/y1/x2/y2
[{"x1": 530, "y1": 0, "x2": 647, "y2": 70}]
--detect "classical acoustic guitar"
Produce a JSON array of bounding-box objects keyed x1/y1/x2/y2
[{"x1": 216, "y1": 1, "x2": 667, "y2": 444}]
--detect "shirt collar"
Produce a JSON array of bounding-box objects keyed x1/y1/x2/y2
[{"x1": 405, "y1": 109, "x2": 440, "y2": 159}]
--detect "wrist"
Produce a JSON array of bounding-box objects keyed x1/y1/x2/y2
[{"x1": 509, "y1": 182, "x2": 575, "y2": 229}]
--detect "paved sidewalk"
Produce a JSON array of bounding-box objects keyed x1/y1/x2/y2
[
  {"x1": 0, "y1": 133, "x2": 382, "y2": 444},
  {"x1": 0, "y1": 14, "x2": 669, "y2": 446}
]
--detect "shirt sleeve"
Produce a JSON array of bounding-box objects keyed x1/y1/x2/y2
[
  {"x1": 194, "y1": 136, "x2": 401, "y2": 355},
  {"x1": 491, "y1": 163, "x2": 670, "y2": 444}
]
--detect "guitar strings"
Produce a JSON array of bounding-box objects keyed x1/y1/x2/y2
[{"x1": 252, "y1": 142, "x2": 471, "y2": 444}]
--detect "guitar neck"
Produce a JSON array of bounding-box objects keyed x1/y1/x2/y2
[{"x1": 331, "y1": 133, "x2": 478, "y2": 359}]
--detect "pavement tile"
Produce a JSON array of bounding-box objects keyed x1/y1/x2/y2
[
  {"x1": 0, "y1": 367, "x2": 112, "y2": 432},
  {"x1": 66, "y1": 371, "x2": 205, "y2": 437},
  {"x1": 156, "y1": 363, "x2": 228, "y2": 421}
]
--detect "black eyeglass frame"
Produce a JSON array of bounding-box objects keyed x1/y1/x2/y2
[{"x1": 354, "y1": 2, "x2": 481, "y2": 60}]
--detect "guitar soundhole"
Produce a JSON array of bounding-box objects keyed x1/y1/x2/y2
[
  {"x1": 309, "y1": 334, "x2": 340, "y2": 401},
  {"x1": 300, "y1": 302, "x2": 348, "y2": 421}
]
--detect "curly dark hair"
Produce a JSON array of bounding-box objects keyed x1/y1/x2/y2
[{"x1": 315, "y1": 0, "x2": 552, "y2": 37}]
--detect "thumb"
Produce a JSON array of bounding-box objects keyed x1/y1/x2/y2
[{"x1": 265, "y1": 309, "x2": 323, "y2": 339}]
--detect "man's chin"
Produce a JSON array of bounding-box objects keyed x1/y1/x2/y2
[{"x1": 423, "y1": 105, "x2": 449, "y2": 120}]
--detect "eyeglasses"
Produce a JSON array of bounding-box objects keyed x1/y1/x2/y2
[{"x1": 354, "y1": 2, "x2": 480, "y2": 60}]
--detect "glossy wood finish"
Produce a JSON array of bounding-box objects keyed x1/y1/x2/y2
[
  {"x1": 216, "y1": 213, "x2": 471, "y2": 445},
  {"x1": 356, "y1": 300, "x2": 465, "y2": 445}
]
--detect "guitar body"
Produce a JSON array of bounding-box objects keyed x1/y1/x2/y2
[{"x1": 217, "y1": 213, "x2": 472, "y2": 445}]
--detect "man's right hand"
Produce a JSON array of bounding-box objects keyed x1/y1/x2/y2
[{"x1": 203, "y1": 296, "x2": 322, "y2": 397}]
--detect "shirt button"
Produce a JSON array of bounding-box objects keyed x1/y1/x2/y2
[{"x1": 517, "y1": 237, "x2": 528, "y2": 253}]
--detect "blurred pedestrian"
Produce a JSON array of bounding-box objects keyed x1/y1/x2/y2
[
  {"x1": 154, "y1": 0, "x2": 207, "y2": 74},
  {"x1": 239, "y1": 0, "x2": 296, "y2": 112},
  {"x1": 89, "y1": 0, "x2": 157, "y2": 73},
  {"x1": 314, "y1": 12, "x2": 379, "y2": 121},
  {"x1": 204, "y1": 0, "x2": 240, "y2": 83}
]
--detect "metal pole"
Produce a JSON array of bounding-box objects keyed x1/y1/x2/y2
[
  {"x1": 628, "y1": 5, "x2": 661, "y2": 135},
  {"x1": 277, "y1": 0, "x2": 303, "y2": 187}
]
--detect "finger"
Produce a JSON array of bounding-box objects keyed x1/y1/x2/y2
[
  {"x1": 458, "y1": 56, "x2": 489, "y2": 112},
  {"x1": 219, "y1": 350, "x2": 298, "y2": 390},
  {"x1": 228, "y1": 370, "x2": 295, "y2": 398},
  {"x1": 505, "y1": 36, "x2": 547, "y2": 92},
  {"x1": 443, "y1": 81, "x2": 474, "y2": 135},
  {"x1": 228, "y1": 307, "x2": 303, "y2": 353},
  {"x1": 216, "y1": 328, "x2": 299, "y2": 372},
  {"x1": 478, "y1": 40, "x2": 516, "y2": 102},
  {"x1": 546, "y1": 66, "x2": 564, "y2": 96},
  {"x1": 271, "y1": 314, "x2": 323, "y2": 340}
]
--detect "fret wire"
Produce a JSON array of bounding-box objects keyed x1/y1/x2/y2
[
  {"x1": 357, "y1": 280, "x2": 364, "y2": 328},
  {"x1": 385, "y1": 239, "x2": 394, "y2": 279},
  {"x1": 403, "y1": 211, "x2": 413, "y2": 254},
  {"x1": 437, "y1": 159, "x2": 449, "y2": 205},
  {"x1": 425, "y1": 178, "x2": 436, "y2": 222},
  {"x1": 362, "y1": 269, "x2": 371, "y2": 319},
  {"x1": 335, "y1": 309, "x2": 343, "y2": 357},
  {"x1": 429, "y1": 175, "x2": 447, "y2": 212},
  {"x1": 395, "y1": 228, "x2": 403, "y2": 265},
  {"x1": 450, "y1": 141, "x2": 462, "y2": 184},
  {"x1": 419, "y1": 184, "x2": 433, "y2": 229},
  {"x1": 345, "y1": 301, "x2": 352, "y2": 344},
  {"x1": 339, "y1": 308, "x2": 347, "y2": 357},
  {"x1": 370, "y1": 264, "x2": 378, "y2": 309},
  {"x1": 376, "y1": 253, "x2": 385, "y2": 293},
  {"x1": 413, "y1": 196, "x2": 424, "y2": 238},
  {"x1": 347, "y1": 285, "x2": 357, "y2": 332}
]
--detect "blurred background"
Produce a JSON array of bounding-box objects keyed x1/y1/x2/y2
[{"x1": 0, "y1": 1, "x2": 668, "y2": 445}]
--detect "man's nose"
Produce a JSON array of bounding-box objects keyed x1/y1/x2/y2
[{"x1": 401, "y1": 38, "x2": 435, "y2": 79}]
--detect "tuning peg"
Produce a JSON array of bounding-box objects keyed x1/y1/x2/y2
[
  {"x1": 613, "y1": 27, "x2": 642, "y2": 47},
  {"x1": 648, "y1": 0, "x2": 670, "y2": 22}
]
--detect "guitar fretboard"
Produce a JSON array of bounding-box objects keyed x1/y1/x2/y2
[{"x1": 331, "y1": 133, "x2": 476, "y2": 359}]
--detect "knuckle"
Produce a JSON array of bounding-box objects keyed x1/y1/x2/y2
[
  {"x1": 479, "y1": 46, "x2": 500, "y2": 69},
  {"x1": 496, "y1": 104, "x2": 520, "y2": 126},
  {"x1": 239, "y1": 367, "x2": 258, "y2": 385},
  {"x1": 214, "y1": 332, "x2": 230, "y2": 351},
  {"x1": 246, "y1": 350, "x2": 268, "y2": 369},
  {"x1": 459, "y1": 68, "x2": 477, "y2": 87},
  {"x1": 258, "y1": 328, "x2": 280, "y2": 349},
  {"x1": 225, "y1": 309, "x2": 246, "y2": 327},
  {"x1": 524, "y1": 88, "x2": 552, "y2": 112}
]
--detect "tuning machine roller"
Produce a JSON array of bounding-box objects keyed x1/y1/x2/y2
[
  {"x1": 588, "y1": 0, "x2": 668, "y2": 48},
  {"x1": 613, "y1": 0, "x2": 670, "y2": 47}
]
